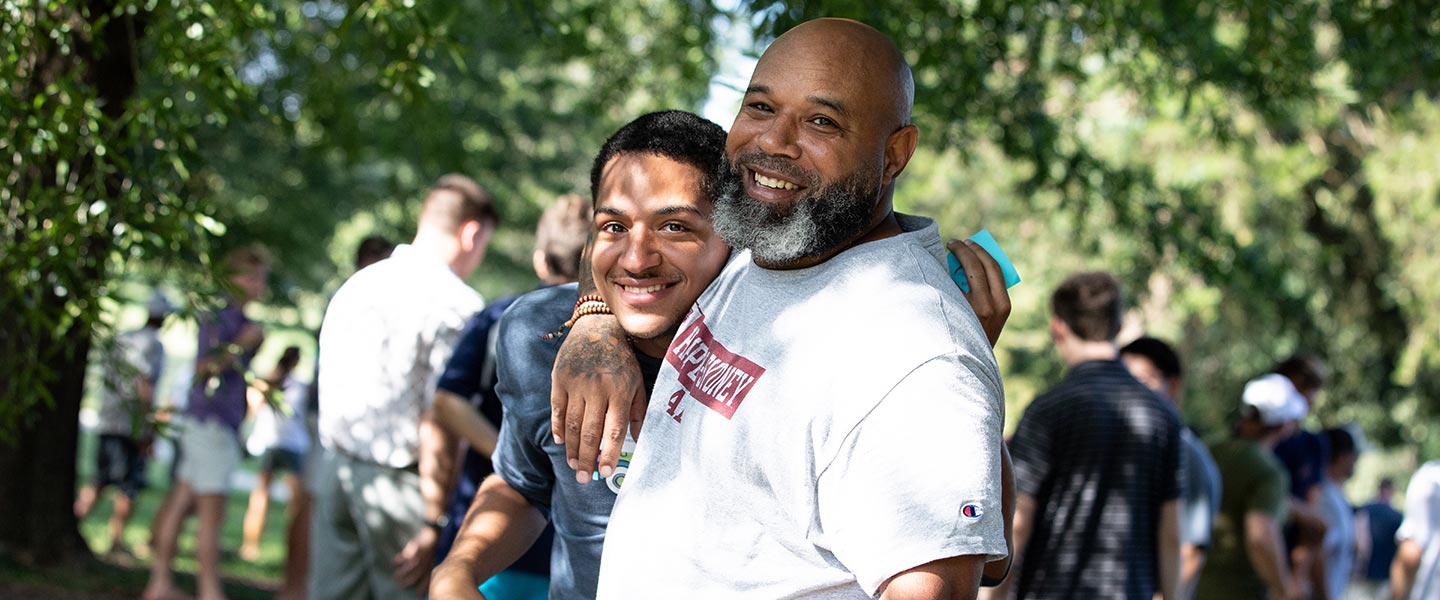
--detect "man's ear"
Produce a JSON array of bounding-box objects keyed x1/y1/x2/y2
[
  {"x1": 1166, "y1": 378, "x2": 1185, "y2": 403},
  {"x1": 1048, "y1": 317, "x2": 1068, "y2": 342},
  {"x1": 882, "y1": 124, "x2": 920, "y2": 186},
  {"x1": 461, "y1": 219, "x2": 493, "y2": 254}
]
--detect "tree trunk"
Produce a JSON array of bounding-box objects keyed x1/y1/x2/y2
[
  {"x1": 0, "y1": 0, "x2": 145, "y2": 566},
  {"x1": 0, "y1": 318, "x2": 94, "y2": 566}
]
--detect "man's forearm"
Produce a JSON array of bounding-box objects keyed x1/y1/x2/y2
[
  {"x1": 418, "y1": 410, "x2": 459, "y2": 523},
  {"x1": 1179, "y1": 545, "x2": 1205, "y2": 600},
  {"x1": 433, "y1": 390, "x2": 501, "y2": 458},
  {"x1": 1308, "y1": 545, "x2": 1330, "y2": 600},
  {"x1": 1157, "y1": 500, "x2": 1182, "y2": 600},
  {"x1": 1245, "y1": 512, "x2": 1293, "y2": 598},
  {"x1": 431, "y1": 475, "x2": 548, "y2": 597},
  {"x1": 1389, "y1": 539, "x2": 1422, "y2": 600}
]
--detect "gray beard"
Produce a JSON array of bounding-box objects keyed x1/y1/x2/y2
[{"x1": 712, "y1": 158, "x2": 880, "y2": 268}]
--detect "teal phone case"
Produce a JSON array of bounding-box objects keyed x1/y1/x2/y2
[{"x1": 947, "y1": 229, "x2": 1020, "y2": 293}]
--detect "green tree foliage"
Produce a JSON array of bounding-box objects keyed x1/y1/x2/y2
[
  {"x1": 2, "y1": 0, "x2": 717, "y2": 565},
  {"x1": 746, "y1": 1, "x2": 1440, "y2": 451},
  {"x1": 2, "y1": 0, "x2": 274, "y2": 565},
  {"x1": 199, "y1": 0, "x2": 719, "y2": 306}
]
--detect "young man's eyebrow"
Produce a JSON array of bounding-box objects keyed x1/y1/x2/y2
[
  {"x1": 654, "y1": 205, "x2": 704, "y2": 218},
  {"x1": 595, "y1": 205, "x2": 702, "y2": 218},
  {"x1": 744, "y1": 84, "x2": 770, "y2": 96}
]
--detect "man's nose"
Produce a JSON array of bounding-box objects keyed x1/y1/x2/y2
[
  {"x1": 754, "y1": 117, "x2": 801, "y2": 159},
  {"x1": 619, "y1": 227, "x2": 662, "y2": 274}
]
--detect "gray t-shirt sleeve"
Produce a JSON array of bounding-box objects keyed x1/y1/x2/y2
[
  {"x1": 490, "y1": 297, "x2": 561, "y2": 514},
  {"x1": 816, "y1": 354, "x2": 1007, "y2": 595}
]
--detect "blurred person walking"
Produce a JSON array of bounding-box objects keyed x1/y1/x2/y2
[
  {"x1": 240, "y1": 346, "x2": 309, "y2": 561},
  {"x1": 1121, "y1": 336, "x2": 1223, "y2": 600},
  {"x1": 75, "y1": 291, "x2": 171, "y2": 557},
  {"x1": 992, "y1": 272, "x2": 1184, "y2": 600},
  {"x1": 1353, "y1": 479, "x2": 1405, "y2": 598},
  {"x1": 239, "y1": 345, "x2": 310, "y2": 599},
  {"x1": 1391, "y1": 460, "x2": 1440, "y2": 600},
  {"x1": 1272, "y1": 354, "x2": 1335, "y2": 598},
  {"x1": 1318, "y1": 427, "x2": 1362, "y2": 599},
  {"x1": 143, "y1": 245, "x2": 271, "y2": 600},
  {"x1": 310, "y1": 174, "x2": 497, "y2": 600},
  {"x1": 1195, "y1": 374, "x2": 1309, "y2": 600}
]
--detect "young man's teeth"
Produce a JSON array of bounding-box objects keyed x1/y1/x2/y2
[
  {"x1": 621, "y1": 284, "x2": 667, "y2": 294},
  {"x1": 754, "y1": 173, "x2": 798, "y2": 190}
]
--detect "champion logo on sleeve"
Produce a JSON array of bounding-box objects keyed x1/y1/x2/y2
[{"x1": 961, "y1": 503, "x2": 984, "y2": 519}]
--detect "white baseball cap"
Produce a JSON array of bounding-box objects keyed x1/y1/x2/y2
[{"x1": 1242, "y1": 373, "x2": 1308, "y2": 426}]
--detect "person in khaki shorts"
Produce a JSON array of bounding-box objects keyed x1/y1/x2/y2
[{"x1": 144, "y1": 245, "x2": 270, "y2": 600}]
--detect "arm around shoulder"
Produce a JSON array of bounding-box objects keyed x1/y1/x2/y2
[{"x1": 433, "y1": 388, "x2": 500, "y2": 458}]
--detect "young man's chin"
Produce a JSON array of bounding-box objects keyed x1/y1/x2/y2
[{"x1": 616, "y1": 315, "x2": 681, "y2": 354}]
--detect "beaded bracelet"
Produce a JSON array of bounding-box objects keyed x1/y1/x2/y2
[
  {"x1": 574, "y1": 293, "x2": 605, "y2": 311},
  {"x1": 542, "y1": 297, "x2": 613, "y2": 340}
]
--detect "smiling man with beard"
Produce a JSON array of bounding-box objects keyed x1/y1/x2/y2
[{"x1": 552, "y1": 18, "x2": 1008, "y2": 599}]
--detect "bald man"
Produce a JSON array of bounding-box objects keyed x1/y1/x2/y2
[{"x1": 554, "y1": 19, "x2": 1009, "y2": 599}]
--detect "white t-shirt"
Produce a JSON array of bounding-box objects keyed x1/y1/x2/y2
[
  {"x1": 317, "y1": 244, "x2": 483, "y2": 468},
  {"x1": 1398, "y1": 460, "x2": 1440, "y2": 600},
  {"x1": 96, "y1": 326, "x2": 165, "y2": 436},
  {"x1": 246, "y1": 375, "x2": 310, "y2": 455},
  {"x1": 596, "y1": 215, "x2": 1007, "y2": 599}
]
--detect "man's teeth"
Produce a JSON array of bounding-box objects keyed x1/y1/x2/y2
[
  {"x1": 621, "y1": 284, "x2": 668, "y2": 294},
  {"x1": 754, "y1": 173, "x2": 798, "y2": 190}
]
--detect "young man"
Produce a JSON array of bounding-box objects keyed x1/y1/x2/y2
[
  {"x1": 1317, "y1": 427, "x2": 1361, "y2": 600},
  {"x1": 77, "y1": 291, "x2": 170, "y2": 557},
  {"x1": 144, "y1": 245, "x2": 270, "y2": 600},
  {"x1": 1196, "y1": 374, "x2": 1308, "y2": 600},
  {"x1": 994, "y1": 274, "x2": 1183, "y2": 600},
  {"x1": 429, "y1": 111, "x2": 730, "y2": 599},
  {"x1": 1121, "y1": 336, "x2": 1222, "y2": 600},
  {"x1": 311, "y1": 174, "x2": 497, "y2": 600},
  {"x1": 554, "y1": 20, "x2": 1012, "y2": 598}
]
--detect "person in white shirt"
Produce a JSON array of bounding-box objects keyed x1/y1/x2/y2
[
  {"x1": 310, "y1": 174, "x2": 497, "y2": 600},
  {"x1": 1392, "y1": 460, "x2": 1440, "y2": 600}
]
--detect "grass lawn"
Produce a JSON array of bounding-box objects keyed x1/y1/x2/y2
[{"x1": 0, "y1": 431, "x2": 292, "y2": 599}]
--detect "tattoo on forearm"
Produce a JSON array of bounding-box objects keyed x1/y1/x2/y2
[{"x1": 558, "y1": 321, "x2": 640, "y2": 389}]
